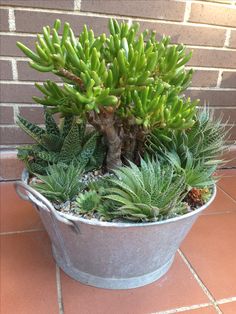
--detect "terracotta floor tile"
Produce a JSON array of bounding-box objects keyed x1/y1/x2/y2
[
  {"x1": 181, "y1": 213, "x2": 236, "y2": 300},
  {"x1": 0, "y1": 182, "x2": 43, "y2": 233},
  {"x1": 217, "y1": 170, "x2": 236, "y2": 200},
  {"x1": 60, "y1": 253, "x2": 209, "y2": 314},
  {"x1": 183, "y1": 306, "x2": 216, "y2": 313},
  {"x1": 218, "y1": 301, "x2": 236, "y2": 314},
  {"x1": 0, "y1": 231, "x2": 58, "y2": 314},
  {"x1": 203, "y1": 187, "x2": 236, "y2": 215}
]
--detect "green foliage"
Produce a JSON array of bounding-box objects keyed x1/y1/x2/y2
[
  {"x1": 17, "y1": 112, "x2": 106, "y2": 174},
  {"x1": 76, "y1": 190, "x2": 101, "y2": 213},
  {"x1": 147, "y1": 108, "x2": 228, "y2": 188},
  {"x1": 31, "y1": 163, "x2": 85, "y2": 202},
  {"x1": 17, "y1": 19, "x2": 196, "y2": 131},
  {"x1": 104, "y1": 158, "x2": 187, "y2": 222}
]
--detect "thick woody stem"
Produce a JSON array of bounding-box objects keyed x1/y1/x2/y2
[
  {"x1": 87, "y1": 110, "x2": 122, "y2": 170},
  {"x1": 58, "y1": 68, "x2": 84, "y2": 89}
]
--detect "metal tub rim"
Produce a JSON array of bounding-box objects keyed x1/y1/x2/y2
[{"x1": 21, "y1": 168, "x2": 217, "y2": 228}]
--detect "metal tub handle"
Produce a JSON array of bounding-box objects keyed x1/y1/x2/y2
[{"x1": 14, "y1": 181, "x2": 79, "y2": 233}]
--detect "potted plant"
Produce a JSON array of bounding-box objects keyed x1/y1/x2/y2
[{"x1": 15, "y1": 19, "x2": 227, "y2": 289}]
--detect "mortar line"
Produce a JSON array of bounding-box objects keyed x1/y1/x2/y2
[
  {"x1": 216, "y1": 70, "x2": 223, "y2": 88},
  {"x1": 178, "y1": 250, "x2": 222, "y2": 313},
  {"x1": 183, "y1": 0, "x2": 191, "y2": 23},
  {"x1": 11, "y1": 59, "x2": 18, "y2": 81},
  {"x1": 1, "y1": 5, "x2": 236, "y2": 31},
  {"x1": 56, "y1": 265, "x2": 64, "y2": 314},
  {"x1": 2, "y1": 57, "x2": 236, "y2": 72},
  {"x1": 13, "y1": 104, "x2": 19, "y2": 124},
  {"x1": 1, "y1": 80, "x2": 236, "y2": 91},
  {"x1": 224, "y1": 29, "x2": 231, "y2": 48},
  {"x1": 74, "y1": 0, "x2": 81, "y2": 11},
  {"x1": 0, "y1": 124, "x2": 45, "y2": 128},
  {"x1": 8, "y1": 8, "x2": 16, "y2": 32}
]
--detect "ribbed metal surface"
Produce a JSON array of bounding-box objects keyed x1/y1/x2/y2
[{"x1": 18, "y1": 170, "x2": 216, "y2": 289}]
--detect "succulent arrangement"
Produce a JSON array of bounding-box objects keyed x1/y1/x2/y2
[{"x1": 17, "y1": 19, "x2": 227, "y2": 222}]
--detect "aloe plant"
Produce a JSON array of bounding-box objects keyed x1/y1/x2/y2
[{"x1": 17, "y1": 18, "x2": 198, "y2": 170}]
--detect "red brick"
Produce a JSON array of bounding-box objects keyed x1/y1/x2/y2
[
  {"x1": 209, "y1": 108, "x2": 236, "y2": 125},
  {"x1": 189, "y1": 2, "x2": 236, "y2": 27},
  {"x1": 221, "y1": 71, "x2": 236, "y2": 88},
  {"x1": 0, "y1": 35, "x2": 36, "y2": 57},
  {"x1": 15, "y1": 11, "x2": 109, "y2": 35},
  {"x1": 229, "y1": 30, "x2": 236, "y2": 48},
  {"x1": 185, "y1": 89, "x2": 236, "y2": 107},
  {"x1": 0, "y1": 9, "x2": 9, "y2": 31},
  {"x1": 188, "y1": 48, "x2": 236, "y2": 69},
  {"x1": 17, "y1": 61, "x2": 61, "y2": 82},
  {"x1": 139, "y1": 21, "x2": 226, "y2": 47},
  {"x1": 0, "y1": 60, "x2": 12, "y2": 80},
  {"x1": 81, "y1": 0, "x2": 186, "y2": 22},
  {"x1": 0, "y1": 150, "x2": 24, "y2": 181},
  {"x1": 224, "y1": 125, "x2": 236, "y2": 141},
  {"x1": 0, "y1": 83, "x2": 41, "y2": 103},
  {"x1": 0, "y1": 0, "x2": 74, "y2": 10},
  {"x1": 191, "y1": 70, "x2": 218, "y2": 87},
  {"x1": 0, "y1": 126, "x2": 35, "y2": 144},
  {"x1": 18, "y1": 106, "x2": 44, "y2": 124},
  {"x1": 0, "y1": 106, "x2": 14, "y2": 124}
]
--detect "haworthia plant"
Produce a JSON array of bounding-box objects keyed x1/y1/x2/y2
[{"x1": 17, "y1": 112, "x2": 106, "y2": 174}]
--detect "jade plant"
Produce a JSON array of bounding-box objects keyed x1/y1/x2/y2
[
  {"x1": 17, "y1": 19, "x2": 227, "y2": 222},
  {"x1": 17, "y1": 19, "x2": 197, "y2": 170}
]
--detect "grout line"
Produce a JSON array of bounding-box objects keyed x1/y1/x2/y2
[
  {"x1": 217, "y1": 186, "x2": 236, "y2": 203},
  {"x1": 11, "y1": 59, "x2": 18, "y2": 81},
  {"x1": 74, "y1": 0, "x2": 81, "y2": 11},
  {"x1": 178, "y1": 250, "x2": 222, "y2": 313},
  {"x1": 152, "y1": 302, "x2": 213, "y2": 314},
  {"x1": 216, "y1": 70, "x2": 223, "y2": 88},
  {"x1": 8, "y1": 8, "x2": 16, "y2": 32},
  {"x1": 183, "y1": 0, "x2": 192, "y2": 23},
  {"x1": 217, "y1": 296, "x2": 236, "y2": 304},
  {"x1": 224, "y1": 29, "x2": 231, "y2": 48},
  {"x1": 0, "y1": 228, "x2": 44, "y2": 236},
  {"x1": 56, "y1": 265, "x2": 64, "y2": 314}
]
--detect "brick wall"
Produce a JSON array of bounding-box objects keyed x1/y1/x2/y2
[{"x1": 0, "y1": 0, "x2": 235, "y2": 179}]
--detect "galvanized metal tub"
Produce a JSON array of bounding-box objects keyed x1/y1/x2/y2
[{"x1": 15, "y1": 170, "x2": 216, "y2": 289}]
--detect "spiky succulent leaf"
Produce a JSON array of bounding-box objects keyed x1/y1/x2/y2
[
  {"x1": 16, "y1": 115, "x2": 46, "y2": 146},
  {"x1": 32, "y1": 163, "x2": 85, "y2": 202},
  {"x1": 105, "y1": 158, "x2": 187, "y2": 222}
]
